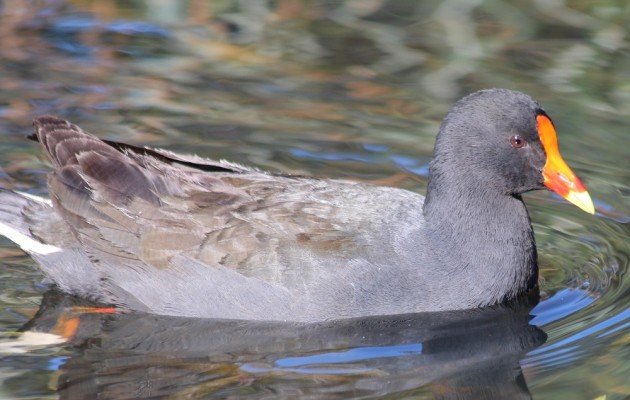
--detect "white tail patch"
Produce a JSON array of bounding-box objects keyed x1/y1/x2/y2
[
  {"x1": 15, "y1": 191, "x2": 53, "y2": 206},
  {"x1": 0, "y1": 221, "x2": 61, "y2": 255},
  {"x1": 0, "y1": 331, "x2": 66, "y2": 354}
]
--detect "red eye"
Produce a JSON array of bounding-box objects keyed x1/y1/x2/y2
[{"x1": 510, "y1": 135, "x2": 526, "y2": 148}]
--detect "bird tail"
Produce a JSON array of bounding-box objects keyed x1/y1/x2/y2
[{"x1": 0, "y1": 188, "x2": 61, "y2": 256}]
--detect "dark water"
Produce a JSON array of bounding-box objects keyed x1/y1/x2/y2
[{"x1": 0, "y1": 1, "x2": 627, "y2": 399}]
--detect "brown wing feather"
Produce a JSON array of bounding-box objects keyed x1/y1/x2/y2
[{"x1": 32, "y1": 116, "x2": 367, "y2": 286}]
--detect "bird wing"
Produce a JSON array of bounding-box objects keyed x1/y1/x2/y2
[{"x1": 32, "y1": 116, "x2": 373, "y2": 288}]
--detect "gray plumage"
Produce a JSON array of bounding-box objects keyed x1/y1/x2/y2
[{"x1": 1, "y1": 89, "x2": 548, "y2": 321}]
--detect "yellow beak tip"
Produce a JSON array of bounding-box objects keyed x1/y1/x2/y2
[{"x1": 565, "y1": 191, "x2": 596, "y2": 215}]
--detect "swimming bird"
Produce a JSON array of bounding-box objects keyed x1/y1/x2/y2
[{"x1": 0, "y1": 89, "x2": 594, "y2": 321}]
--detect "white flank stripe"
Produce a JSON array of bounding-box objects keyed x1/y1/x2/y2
[
  {"x1": 0, "y1": 221, "x2": 61, "y2": 255},
  {"x1": 15, "y1": 191, "x2": 53, "y2": 206}
]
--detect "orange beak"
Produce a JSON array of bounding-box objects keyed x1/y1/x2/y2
[{"x1": 537, "y1": 114, "x2": 595, "y2": 214}]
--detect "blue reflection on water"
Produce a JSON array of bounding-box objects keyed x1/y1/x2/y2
[
  {"x1": 363, "y1": 143, "x2": 389, "y2": 152},
  {"x1": 523, "y1": 288, "x2": 628, "y2": 371},
  {"x1": 42, "y1": 17, "x2": 171, "y2": 58},
  {"x1": 290, "y1": 147, "x2": 431, "y2": 177},
  {"x1": 529, "y1": 308, "x2": 629, "y2": 356},
  {"x1": 47, "y1": 356, "x2": 68, "y2": 371},
  {"x1": 51, "y1": 17, "x2": 171, "y2": 38},
  {"x1": 239, "y1": 343, "x2": 422, "y2": 376},
  {"x1": 290, "y1": 148, "x2": 377, "y2": 163},
  {"x1": 108, "y1": 20, "x2": 171, "y2": 37},
  {"x1": 530, "y1": 288, "x2": 596, "y2": 327},
  {"x1": 275, "y1": 343, "x2": 423, "y2": 368}
]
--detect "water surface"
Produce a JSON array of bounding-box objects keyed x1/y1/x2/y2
[{"x1": 0, "y1": 1, "x2": 627, "y2": 399}]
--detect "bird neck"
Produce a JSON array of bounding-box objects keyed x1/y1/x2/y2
[{"x1": 421, "y1": 171, "x2": 538, "y2": 306}]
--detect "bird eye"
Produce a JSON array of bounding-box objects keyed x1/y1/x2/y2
[{"x1": 510, "y1": 135, "x2": 526, "y2": 148}]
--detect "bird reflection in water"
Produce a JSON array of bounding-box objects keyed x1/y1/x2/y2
[{"x1": 18, "y1": 290, "x2": 546, "y2": 399}]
